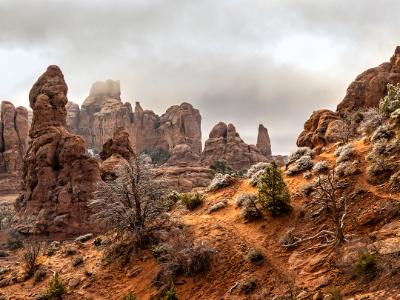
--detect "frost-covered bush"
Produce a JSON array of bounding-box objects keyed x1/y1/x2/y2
[
  {"x1": 366, "y1": 158, "x2": 394, "y2": 184},
  {"x1": 312, "y1": 160, "x2": 329, "y2": 175},
  {"x1": 371, "y1": 124, "x2": 394, "y2": 143},
  {"x1": 334, "y1": 144, "x2": 355, "y2": 163},
  {"x1": 246, "y1": 163, "x2": 270, "y2": 186},
  {"x1": 207, "y1": 173, "x2": 236, "y2": 191},
  {"x1": 235, "y1": 193, "x2": 256, "y2": 207},
  {"x1": 299, "y1": 183, "x2": 315, "y2": 196},
  {"x1": 287, "y1": 155, "x2": 313, "y2": 176},
  {"x1": 335, "y1": 160, "x2": 361, "y2": 178},
  {"x1": 241, "y1": 196, "x2": 262, "y2": 221},
  {"x1": 359, "y1": 108, "x2": 384, "y2": 136},
  {"x1": 287, "y1": 147, "x2": 313, "y2": 165},
  {"x1": 389, "y1": 171, "x2": 400, "y2": 192},
  {"x1": 207, "y1": 199, "x2": 228, "y2": 213},
  {"x1": 379, "y1": 83, "x2": 400, "y2": 122},
  {"x1": 303, "y1": 170, "x2": 312, "y2": 179}
]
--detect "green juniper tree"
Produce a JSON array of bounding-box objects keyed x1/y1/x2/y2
[{"x1": 258, "y1": 162, "x2": 291, "y2": 216}]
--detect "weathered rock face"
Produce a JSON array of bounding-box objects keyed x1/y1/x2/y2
[
  {"x1": 296, "y1": 109, "x2": 347, "y2": 149},
  {"x1": 297, "y1": 47, "x2": 400, "y2": 149},
  {"x1": 14, "y1": 65, "x2": 100, "y2": 236},
  {"x1": 0, "y1": 101, "x2": 29, "y2": 193},
  {"x1": 256, "y1": 124, "x2": 272, "y2": 157},
  {"x1": 100, "y1": 127, "x2": 135, "y2": 161},
  {"x1": 337, "y1": 46, "x2": 400, "y2": 114},
  {"x1": 67, "y1": 81, "x2": 202, "y2": 165},
  {"x1": 202, "y1": 122, "x2": 271, "y2": 170}
]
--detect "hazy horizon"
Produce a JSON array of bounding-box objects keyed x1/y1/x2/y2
[{"x1": 1, "y1": 0, "x2": 399, "y2": 154}]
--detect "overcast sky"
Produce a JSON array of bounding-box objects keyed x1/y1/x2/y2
[{"x1": 0, "y1": 0, "x2": 399, "y2": 154}]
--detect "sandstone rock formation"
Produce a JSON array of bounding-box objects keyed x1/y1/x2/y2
[
  {"x1": 337, "y1": 46, "x2": 400, "y2": 114},
  {"x1": 296, "y1": 109, "x2": 347, "y2": 148},
  {"x1": 14, "y1": 65, "x2": 100, "y2": 236},
  {"x1": 256, "y1": 124, "x2": 272, "y2": 157},
  {"x1": 202, "y1": 122, "x2": 271, "y2": 170},
  {"x1": 100, "y1": 127, "x2": 135, "y2": 161},
  {"x1": 0, "y1": 101, "x2": 29, "y2": 194},
  {"x1": 66, "y1": 81, "x2": 202, "y2": 166},
  {"x1": 298, "y1": 46, "x2": 400, "y2": 149}
]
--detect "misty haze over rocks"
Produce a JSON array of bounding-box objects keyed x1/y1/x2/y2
[{"x1": 1, "y1": 0, "x2": 399, "y2": 153}]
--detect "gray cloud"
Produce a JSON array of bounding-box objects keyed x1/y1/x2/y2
[{"x1": 0, "y1": 0, "x2": 399, "y2": 154}]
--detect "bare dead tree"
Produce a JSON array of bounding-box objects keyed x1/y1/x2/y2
[
  {"x1": 281, "y1": 167, "x2": 348, "y2": 250},
  {"x1": 90, "y1": 154, "x2": 170, "y2": 248},
  {"x1": 21, "y1": 241, "x2": 43, "y2": 277}
]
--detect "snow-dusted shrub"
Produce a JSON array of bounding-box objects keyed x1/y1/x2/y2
[
  {"x1": 207, "y1": 199, "x2": 228, "y2": 213},
  {"x1": 335, "y1": 160, "x2": 361, "y2": 178},
  {"x1": 389, "y1": 171, "x2": 400, "y2": 192},
  {"x1": 371, "y1": 124, "x2": 394, "y2": 143},
  {"x1": 335, "y1": 144, "x2": 355, "y2": 163},
  {"x1": 287, "y1": 155, "x2": 313, "y2": 176},
  {"x1": 303, "y1": 171, "x2": 312, "y2": 179},
  {"x1": 359, "y1": 108, "x2": 384, "y2": 136},
  {"x1": 246, "y1": 163, "x2": 271, "y2": 186},
  {"x1": 312, "y1": 160, "x2": 329, "y2": 175},
  {"x1": 235, "y1": 193, "x2": 256, "y2": 207},
  {"x1": 366, "y1": 158, "x2": 394, "y2": 184},
  {"x1": 287, "y1": 147, "x2": 313, "y2": 165},
  {"x1": 379, "y1": 83, "x2": 400, "y2": 122},
  {"x1": 207, "y1": 173, "x2": 236, "y2": 191},
  {"x1": 299, "y1": 183, "x2": 315, "y2": 196}
]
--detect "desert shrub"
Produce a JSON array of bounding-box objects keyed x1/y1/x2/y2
[
  {"x1": 180, "y1": 193, "x2": 204, "y2": 210},
  {"x1": 207, "y1": 173, "x2": 236, "y2": 191},
  {"x1": 334, "y1": 144, "x2": 355, "y2": 163},
  {"x1": 143, "y1": 148, "x2": 170, "y2": 165},
  {"x1": 75, "y1": 233, "x2": 93, "y2": 243},
  {"x1": 246, "y1": 162, "x2": 270, "y2": 179},
  {"x1": 166, "y1": 191, "x2": 181, "y2": 203},
  {"x1": 303, "y1": 170, "x2": 312, "y2": 179},
  {"x1": 7, "y1": 230, "x2": 23, "y2": 250},
  {"x1": 207, "y1": 199, "x2": 227, "y2": 213},
  {"x1": 152, "y1": 244, "x2": 168, "y2": 260},
  {"x1": 280, "y1": 228, "x2": 300, "y2": 250},
  {"x1": 379, "y1": 83, "x2": 400, "y2": 122},
  {"x1": 359, "y1": 108, "x2": 384, "y2": 136},
  {"x1": 366, "y1": 157, "x2": 394, "y2": 184},
  {"x1": 325, "y1": 288, "x2": 342, "y2": 300},
  {"x1": 389, "y1": 171, "x2": 400, "y2": 192},
  {"x1": 0, "y1": 203, "x2": 13, "y2": 230},
  {"x1": 90, "y1": 155, "x2": 171, "y2": 253},
  {"x1": 287, "y1": 155, "x2": 313, "y2": 176},
  {"x1": 245, "y1": 248, "x2": 264, "y2": 264},
  {"x1": 371, "y1": 123, "x2": 394, "y2": 143},
  {"x1": 312, "y1": 160, "x2": 329, "y2": 175},
  {"x1": 45, "y1": 241, "x2": 60, "y2": 257},
  {"x1": 33, "y1": 269, "x2": 47, "y2": 283},
  {"x1": 154, "y1": 233, "x2": 214, "y2": 286},
  {"x1": 72, "y1": 256, "x2": 84, "y2": 267},
  {"x1": 287, "y1": 147, "x2": 313, "y2": 165},
  {"x1": 123, "y1": 291, "x2": 137, "y2": 300},
  {"x1": 235, "y1": 193, "x2": 256, "y2": 207},
  {"x1": 299, "y1": 183, "x2": 314, "y2": 196},
  {"x1": 258, "y1": 162, "x2": 291, "y2": 216},
  {"x1": 165, "y1": 282, "x2": 178, "y2": 300},
  {"x1": 21, "y1": 241, "x2": 42, "y2": 277},
  {"x1": 210, "y1": 159, "x2": 233, "y2": 174},
  {"x1": 335, "y1": 161, "x2": 361, "y2": 178},
  {"x1": 353, "y1": 252, "x2": 378, "y2": 280},
  {"x1": 241, "y1": 197, "x2": 263, "y2": 222},
  {"x1": 93, "y1": 237, "x2": 102, "y2": 247},
  {"x1": 44, "y1": 273, "x2": 66, "y2": 299}
]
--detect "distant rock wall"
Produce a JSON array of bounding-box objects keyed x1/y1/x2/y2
[
  {"x1": 0, "y1": 101, "x2": 28, "y2": 194},
  {"x1": 14, "y1": 65, "x2": 100, "y2": 236},
  {"x1": 202, "y1": 122, "x2": 272, "y2": 170}
]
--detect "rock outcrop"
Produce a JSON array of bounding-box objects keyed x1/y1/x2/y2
[
  {"x1": 66, "y1": 82, "x2": 202, "y2": 166},
  {"x1": 202, "y1": 122, "x2": 271, "y2": 170},
  {"x1": 337, "y1": 46, "x2": 400, "y2": 114},
  {"x1": 296, "y1": 109, "x2": 347, "y2": 149},
  {"x1": 0, "y1": 101, "x2": 29, "y2": 194},
  {"x1": 14, "y1": 65, "x2": 100, "y2": 236},
  {"x1": 100, "y1": 127, "x2": 135, "y2": 161},
  {"x1": 256, "y1": 124, "x2": 272, "y2": 157},
  {"x1": 298, "y1": 46, "x2": 400, "y2": 149}
]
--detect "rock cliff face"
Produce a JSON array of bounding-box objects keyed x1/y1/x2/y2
[
  {"x1": 0, "y1": 102, "x2": 29, "y2": 193},
  {"x1": 337, "y1": 46, "x2": 400, "y2": 114},
  {"x1": 202, "y1": 122, "x2": 272, "y2": 170},
  {"x1": 14, "y1": 65, "x2": 100, "y2": 236},
  {"x1": 298, "y1": 46, "x2": 400, "y2": 149},
  {"x1": 66, "y1": 81, "x2": 202, "y2": 166}
]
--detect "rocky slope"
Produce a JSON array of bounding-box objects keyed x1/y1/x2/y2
[
  {"x1": 13, "y1": 65, "x2": 100, "y2": 236},
  {"x1": 0, "y1": 102, "x2": 28, "y2": 194}
]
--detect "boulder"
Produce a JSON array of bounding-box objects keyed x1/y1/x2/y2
[{"x1": 13, "y1": 65, "x2": 101, "y2": 236}]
